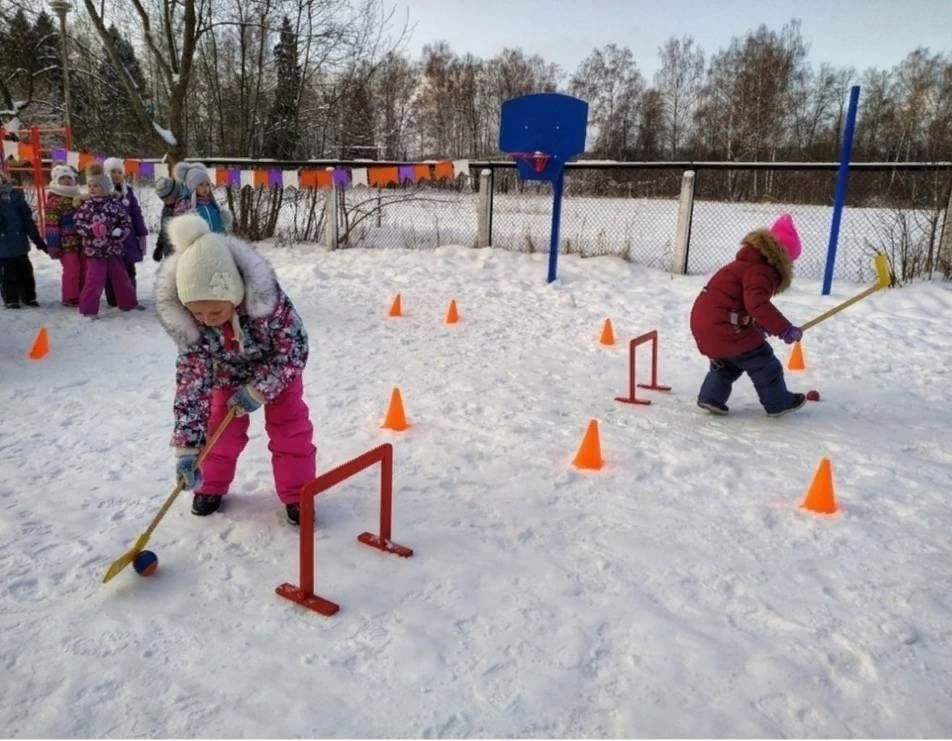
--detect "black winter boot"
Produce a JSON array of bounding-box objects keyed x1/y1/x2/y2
[
  {"x1": 285, "y1": 504, "x2": 300, "y2": 526},
  {"x1": 192, "y1": 493, "x2": 223, "y2": 516},
  {"x1": 767, "y1": 393, "x2": 807, "y2": 418}
]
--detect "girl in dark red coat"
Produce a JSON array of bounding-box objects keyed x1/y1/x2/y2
[{"x1": 690, "y1": 213, "x2": 806, "y2": 417}]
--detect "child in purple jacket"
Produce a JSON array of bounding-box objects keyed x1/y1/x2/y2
[
  {"x1": 103, "y1": 158, "x2": 148, "y2": 308},
  {"x1": 154, "y1": 213, "x2": 315, "y2": 525},
  {"x1": 73, "y1": 173, "x2": 135, "y2": 316}
]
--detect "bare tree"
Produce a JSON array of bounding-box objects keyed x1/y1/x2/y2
[
  {"x1": 654, "y1": 36, "x2": 704, "y2": 158},
  {"x1": 570, "y1": 44, "x2": 644, "y2": 158}
]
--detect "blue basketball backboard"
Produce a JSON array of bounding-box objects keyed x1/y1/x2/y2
[{"x1": 499, "y1": 93, "x2": 588, "y2": 182}]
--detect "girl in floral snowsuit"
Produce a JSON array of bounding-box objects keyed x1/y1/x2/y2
[
  {"x1": 44, "y1": 164, "x2": 84, "y2": 306},
  {"x1": 155, "y1": 212, "x2": 315, "y2": 525},
  {"x1": 73, "y1": 172, "x2": 135, "y2": 316}
]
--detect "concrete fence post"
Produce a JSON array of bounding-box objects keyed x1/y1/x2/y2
[{"x1": 672, "y1": 169, "x2": 696, "y2": 274}]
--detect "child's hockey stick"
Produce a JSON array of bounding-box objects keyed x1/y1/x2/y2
[
  {"x1": 801, "y1": 253, "x2": 893, "y2": 331},
  {"x1": 102, "y1": 409, "x2": 237, "y2": 583}
]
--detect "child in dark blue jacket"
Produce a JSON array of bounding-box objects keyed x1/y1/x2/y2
[{"x1": 0, "y1": 171, "x2": 48, "y2": 308}]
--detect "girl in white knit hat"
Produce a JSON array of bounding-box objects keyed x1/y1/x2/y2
[
  {"x1": 103, "y1": 157, "x2": 148, "y2": 308},
  {"x1": 154, "y1": 213, "x2": 315, "y2": 525},
  {"x1": 44, "y1": 164, "x2": 83, "y2": 305}
]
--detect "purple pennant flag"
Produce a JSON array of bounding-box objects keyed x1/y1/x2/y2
[
  {"x1": 51, "y1": 148, "x2": 67, "y2": 163},
  {"x1": 332, "y1": 167, "x2": 351, "y2": 187},
  {"x1": 397, "y1": 165, "x2": 414, "y2": 183},
  {"x1": 93, "y1": 152, "x2": 105, "y2": 164},
  {"x1": 228, "y1": 166, "x2": 241, "y2": 187},
  {"x1": 139, "y1": 161, "x2": 155, "y2": 179},
  {"x1": 268, "y1": 168, "x2": 282, "y2": 187}
]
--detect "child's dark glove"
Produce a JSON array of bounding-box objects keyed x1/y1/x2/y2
[
  {"x1": 227, "y1": 385, "x2": 265, "y2": 416},
  {"x1": 175, "y1": 449, "x2": 202, "y2": 490},
  {"x1": 781, "y1": 326, "x2": 803, "y2": 344}
]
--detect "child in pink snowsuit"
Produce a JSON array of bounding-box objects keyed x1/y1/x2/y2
[
  {"x1": 155, "y1": 212, "x2": 316, "y2": 525},
  {"x1": 44, "y1": 164, "x2": 84, "y2": 306},
  {"x1": 73, "y1": 172, "x2": 136, "y2": 316}
]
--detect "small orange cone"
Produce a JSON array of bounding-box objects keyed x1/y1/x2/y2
[
  {"x1": 381, "y1": 387, "x2": 410, "y2": 431},
  {"x1": 388, "y1": 294, "x2": 403, "y2": 317},
  {"x1": 27, "y1": 326, "x2": 50, "y2": 361},
  {"x1": 801, "y1": 457, "x2": 838, "y2": 514},
  {"x1": 788, "y1": 341, "x2": 805, "y2": 370},
  {"x1": 599, "y1": 318, "x2": 615, "y2": 346},
  {"x1": 572, "y1": 419, "x2": 604, "y2": 470},
  {"x1": 445, "y1": 299, "x2": 459, "y2": 324}
]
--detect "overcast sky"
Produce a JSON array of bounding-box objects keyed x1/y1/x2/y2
[{"x1": 394, "y1": 0, "x2": 952, "y2": 79}]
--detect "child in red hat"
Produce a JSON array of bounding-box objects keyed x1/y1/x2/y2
[{"x1": 690, "y1": 213, "x2": 806, "y2": 417}]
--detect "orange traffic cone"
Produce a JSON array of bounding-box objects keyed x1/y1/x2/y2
[
  {"x1": 381, "y1": 387, "x2": 410, "y2": 431},
  {"x1": 788, "y1": 341, "x2": 805, "y2": 370},
  {"x1": 445, "y1": 299, "x2": 459, "y2": 324},
  {"x1": 599, "y1": 318, "x2": 615, "y2": 346},
  {"x1": 801, "y1": 457, "x2": 838, "y2": 514},
  {"x1": 27, "y1": 326, "x2": 50, "y2": 361},
  {"x1": 388, "y1": 294, "x2": 403, "y2": 317},
  {"x1": 572, "y1": 419, "x2": 604, "y2": 470}
]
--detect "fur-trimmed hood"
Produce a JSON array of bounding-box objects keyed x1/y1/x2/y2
[
  {"x1": 155, "y1": 236, "x2": 279, "y2": 348},
  {"x1": 738, "y1": 229, "x2": 793, "y2": 293}
]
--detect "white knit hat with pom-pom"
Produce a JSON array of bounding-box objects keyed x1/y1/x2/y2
[{"x1": 169, "y1": 213, "x2": 245, "y2": 307}]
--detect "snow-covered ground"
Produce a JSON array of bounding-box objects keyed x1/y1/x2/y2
[{"x1": 2, "y1": 239, "x2": 952, "y2": 737}]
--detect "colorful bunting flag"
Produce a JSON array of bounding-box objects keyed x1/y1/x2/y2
[
  {"x1": 155, "y1": 163, "x2": 170, "y2": 180},
  {"x1": 66, "y1": 151, "x2": 80, "y2": 169},
  {"x1": 332, "y1": 168, "x2": 350, "y2": 187},
  {"x1": 433, "y1": 161, "x2": 454, "y2": 180},
  {"x1": 51, "y1": 148, "x2": 67, "y2": 163},
  {"x1": 268, "y1": 168, "x2": 282, "y2": 187},
  {"x1": 282, "y1": 169, "x2": 299, "y2": 189},
  {"x1": 398, "y1": 165, "x2": 414, "y2": 183},
  {"x1": 253, "y1": 169, "x2": 269, "y2": 188},
  {"x1": 139, "y1": 162, "x2": 154, "y2": 179},
  {"x1": 413, "y1": 164, "x2": 430, "y2": 182},
  {"x1": 240, "y1": 170, "x2": 254, "y2": 189},
  {"x1": 351, "y1": 168, "x2": 368, "y2": 187},
  {"x1": 453, "y1": 159, "x2": 470, "y2": 178},
  {"x1": 368, "y1": 166, "x2": 399, "y2": 187}
]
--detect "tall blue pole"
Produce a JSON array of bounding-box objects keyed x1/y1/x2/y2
[
  {"x1": 823, "y1": 85, "x2": 861, "y2": 295},
  {"x1": 547, "y1": 170, "x2": 565, "y2": 283}
]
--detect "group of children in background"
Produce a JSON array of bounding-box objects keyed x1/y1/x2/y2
[{"x1": 0, "y1": 160, "x2": 230, "y2": 316}]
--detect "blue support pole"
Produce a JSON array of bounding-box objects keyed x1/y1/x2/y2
[
  {"x1": 547, "y1": 170, "x2": 565, "y2": 283},
  {"x1": 823, "y1": 85, "x2": 861, "y2": 295}
]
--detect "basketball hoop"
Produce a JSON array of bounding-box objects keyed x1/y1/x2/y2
[{"x1": 508, "y1": 150, "x2": 552, "y2": 174}]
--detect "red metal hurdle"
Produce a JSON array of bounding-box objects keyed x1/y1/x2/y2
[
  {"x1": 276, "y1": 443, "x2": 413, "y2": 616},
  {"x1": 615, "y1": 329, "x2": 672, "y2": 405}
]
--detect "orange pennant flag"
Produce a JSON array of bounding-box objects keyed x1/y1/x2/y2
[
  {"x1": 254, "y1": 169, "x2": 269, "y2": 188},
  {"x1": 412, "y1": 164, "x2": 431, "y2": 182},
  {"x1": 124, "y1": 159, "x2": 141, "y2": 175},
  {"x1": 433, "y1": 161, "x2": 454, "y2": 180},
  {"x1": 368, "y1": 166, "x2": 399, "y2": 187}
]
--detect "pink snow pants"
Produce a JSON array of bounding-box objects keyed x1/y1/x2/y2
[
  {"x1": 79, "y1": 256, "x2": 136, "y2": 315},
  {"x1": 196, "y1": 375, "x2": 316, "y2": 504},
  {"x1": 60, "y1": 250, "x2": 85, "y2": 304}
]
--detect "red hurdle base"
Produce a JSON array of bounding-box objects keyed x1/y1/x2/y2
[
  {"x1": 357, "y1": 532, "x2": 414, "y2": 557},
  {"x1": 275, "y1": 443, "x2": 413, "y2": 617},
  {"x1": 275, "y1": 584, "x2": 340, "y2": 616},
  {"x1": 616, "y1": 329, "x2": 672, "y2": 405}
]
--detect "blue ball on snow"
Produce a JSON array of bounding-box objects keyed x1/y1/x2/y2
[{"x1": 133, "y1": 550, "x2": 158, "y2": 576}]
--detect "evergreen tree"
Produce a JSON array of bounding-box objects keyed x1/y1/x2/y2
[
  {"x1": 264, "y1": 17, "x2": 302, "y2": 159},
  {"x1": 96, "y1": 24, "x2": 149, "y2": 148}
]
